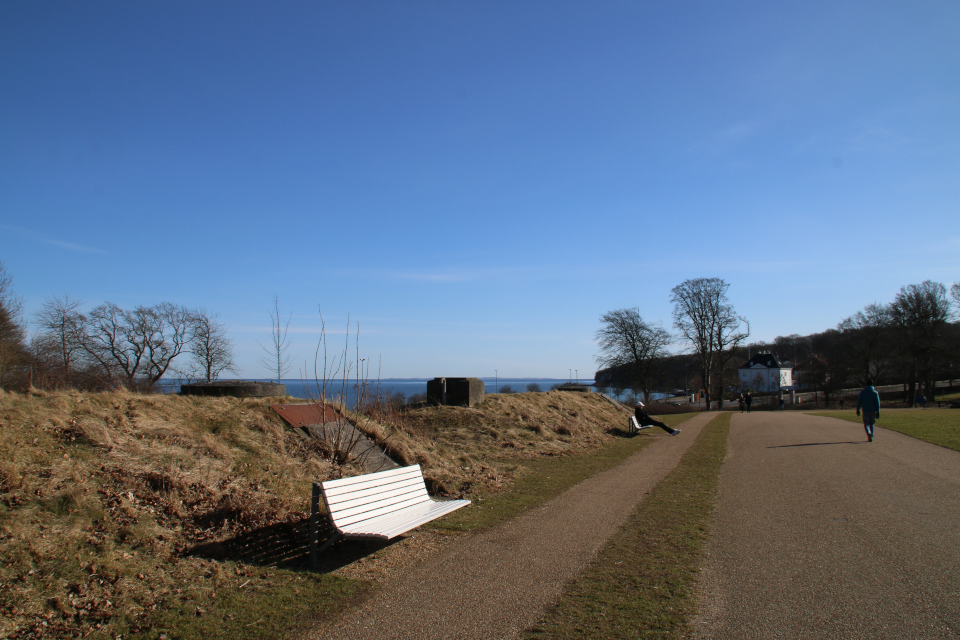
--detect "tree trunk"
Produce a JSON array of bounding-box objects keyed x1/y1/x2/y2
[
  {"x1": 702, "y1": 367, "x2": 711, "y2": 410},
  {"x1": 907, "y1": 365, "x2": 917, "y2": 407}
]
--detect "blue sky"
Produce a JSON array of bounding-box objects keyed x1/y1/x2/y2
[{"x1": 2, "y1": 1, "x2": 958, "y2": 379}]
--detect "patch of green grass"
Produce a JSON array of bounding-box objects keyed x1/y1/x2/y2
[
  {"x1": 524, "y1": 413, "x2": 730, "y2": 639},
  {"x1": 815, "y1": 408, "x2": 960, "y2": 451},
  {"x1": 137, "y1": 563, "x2": 369, "y2": 640},
  {"x1": 432, "y1": 414, "x2": 691, "y2": 533}
]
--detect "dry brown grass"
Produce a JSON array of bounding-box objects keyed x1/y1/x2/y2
[
  {"x1": 389, "y1": 391, "x2": 632, "y2": 496},
  {"x1": 0, "y1": 388, "x2": 633, "y2": 638},
  {"x1": 0, "y1": 389, "x2": 344, "y2": 638}
]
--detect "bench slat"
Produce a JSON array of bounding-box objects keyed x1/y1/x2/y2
[
  {"x1": 331, "y1": 492, "x2": 432, "y2": 528},
  {"x1": 322, "y1": 465, "x2": 424, "y2": 492},
  {"x1": 341, "y1": 510, "x2": 462, "y2": 540},
  {"x1": 327, "y1": 486, "x2": 427, "y2": 517},
  {"x1": 323, "y1": 476, "x2": 427, "y2": 508},
  {"x1": 322, "y1": 472, "x2": 426, "y2": 499},
  {"x1": 339, "y1": 499, "x2": 470, "y2": 538}
]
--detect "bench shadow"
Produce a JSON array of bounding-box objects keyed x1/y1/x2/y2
[
  {"x1": 768, "y1": 441, "x2": 866, "y2": 448},
  {"x1": 184, "y1": 516, "x2": 400, "y2": 573}
]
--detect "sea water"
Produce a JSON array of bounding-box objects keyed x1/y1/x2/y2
[{"x1": 280, "y1": 378, "x2": 595, "y2": 405}]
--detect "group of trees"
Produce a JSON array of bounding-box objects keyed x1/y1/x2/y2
[
  {"x1": 0, "y1": 262, "x2": 236, "y2": 391},
  {"x1": 595, "y1": 277, "x2": 960, "y2": 408},
  {"x1": 0, "y1": 266, "x2": 28, "y2": 389},
  {"x1": 769, "y1": 280, "x2": 960, "y2": 406},
  {"x1": 596, "y1": 278, "x2": 748, "y2": 408}
]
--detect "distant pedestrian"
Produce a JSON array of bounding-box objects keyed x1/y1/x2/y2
[
  {"x1": 839, "y1": 398, "x2": 845, "y2": 410},
  {"x1": 745, "y1": 392, "x2": 753, "y2": 413},
  {"x1": 635, "y1": 402, "x2": 680, "y2": 436},
  {"x1": 738, "y1": 394, "x2": 745, "y2": 413},
  {"x1": 779, "y1": 397, "x2": 785, "y2": 411},
  {"x1": 856, "y1": 379, "x2": 881, "y2": 442}
]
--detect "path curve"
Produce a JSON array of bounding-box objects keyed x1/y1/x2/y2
[
  {"x1": 304, "y1": 412, "x2": 716, "y2": 640},
  {"x1": 693, "y1": 410, "x2": 960, "y2": 639}
]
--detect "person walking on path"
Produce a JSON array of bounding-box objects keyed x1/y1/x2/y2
[
  {"x1": 745, "y1": 392, "x2": 753, "y2": 413},
  {"x1": 856, "y1": 379, "x2": 881, "y2": 442},
  {"x1": 635, "y1": 401, "x2": 680, "y2": 435},
  {"x1": 738, "y1": 394, "x2": 745, "y2": 413}
]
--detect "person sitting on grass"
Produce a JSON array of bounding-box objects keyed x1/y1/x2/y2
[
  {"x1": 635, "y1": 401, "x2": 680, "y2": 436},
  {"x1": 856, "y1": 379, "x2": 881, "y2": 442}
]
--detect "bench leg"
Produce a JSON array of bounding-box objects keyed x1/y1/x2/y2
[
  {"x1": 314, "y1": 531, "x2": 342, "y2": 560},
  {"x1": 309, "y1": 483, "x2": 322, "y2": 569},
  {"x1": 309, "y1": 482, "x2": 342, "y2": 569}
]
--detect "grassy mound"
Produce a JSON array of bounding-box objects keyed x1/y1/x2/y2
[{"x1": 0, "y1": 388, "x2": 637, "y2": 638}]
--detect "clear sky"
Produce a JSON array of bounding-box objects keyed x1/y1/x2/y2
[{"x1": 2, "y1": 1, "x2": 958, "y2": 380}]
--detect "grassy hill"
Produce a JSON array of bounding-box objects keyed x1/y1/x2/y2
[{"x1": 0, "y1": 388, "x2": 636, "y2": 638}]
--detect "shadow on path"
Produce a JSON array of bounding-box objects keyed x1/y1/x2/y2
[{"x1": 768, "y1": 441, "x2": 866, "y2": 448}]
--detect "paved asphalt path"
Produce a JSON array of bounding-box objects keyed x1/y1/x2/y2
[
  {"x1": 693, "y1": 410, "x2": 960, "y2": 639},
  {"x1": 305, "y1": 412, "x2": 715, "y2": 640}
]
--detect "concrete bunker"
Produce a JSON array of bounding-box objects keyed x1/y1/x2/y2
[{"x1": 426, "y1": 377, "x2": 485, "y2": 407}]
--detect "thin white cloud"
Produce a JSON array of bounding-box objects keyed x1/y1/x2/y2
[
  {"x1": 237, "y1": 324, "x2": 349, "y2": 336},
  {"x1": 844, "y1": 123, "x2": 915, "y2": 153},
  {"x1": 0, "y1": 224, "x2": 105, "y2": 254},
  {"x1": 691, "y1": 120, "x2": 768, "y2": 156},
  {"x1": 717, "y1": 121, "x2": 764, "y2": 146},
  {"x1": 329, "y1": 265, "x2": 539, "y2": 283}
]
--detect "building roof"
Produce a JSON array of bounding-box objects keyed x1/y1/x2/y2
[{"x1": 740, "y1": 352, "x2": 787, "y2": 370}]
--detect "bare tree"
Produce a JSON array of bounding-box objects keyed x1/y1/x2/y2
[
  {"x1": 713, "y1": 308, "x2": 749, "y2": 408},
  {"x1": 951, "y1": 282, "x2": 960, "y2": 308},
  {"x1": 888, "y1": 280, "x2": 951, "y2": 404},
  {"x1": 0, "y1": 262, "x2": 28, "y2": 389},
  {"x1": 838, "y1": 303, "x2": 893, "y2": 384},
  {"x1": 33, "y1": 295, "x2": 84, "y2": 388},
  {"x1": 78, "y1": 302, "x2": 192, "y2": 389},
  {"x1": 595, "y1": 308, "x2": 671, "y2": 403},
  {"x1": 259, "y1": 295, "x2": 291, "y2": 383},
  {"x1": 189, "y1": 309, "x2": 237, "y2": 382},
  {"x1": 306, "y1": 309, "x2": 396, "y2": 472},
  {"x1": 671, "y1": 278, "x2": 745, "y2": 409},
  {"x1": 772, "y1": 334, "x2": 812, "y2": 367}
]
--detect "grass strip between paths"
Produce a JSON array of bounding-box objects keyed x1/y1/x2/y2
[
  {"x1": 813, "y1": 408, "x2": 960, "y2": 452},
  {"x1": 524, "y1": 412, "x2": 731, "y2": 640}
]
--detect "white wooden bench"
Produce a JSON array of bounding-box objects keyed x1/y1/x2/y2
[
  {"x1": 309, "y1": 464, "x2": 470, "y2": 567},
  {"x1": 628, "y1": 416, "x2": 651, "y2": 435}
]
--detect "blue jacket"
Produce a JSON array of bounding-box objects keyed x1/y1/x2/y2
[{"x1": 857, "y1": 386, "x2": 881, "y2": 414}]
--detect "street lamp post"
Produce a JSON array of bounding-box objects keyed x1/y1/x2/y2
[{"x1": 357, "y1": 358, "x2": 366, "y2": 410}]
